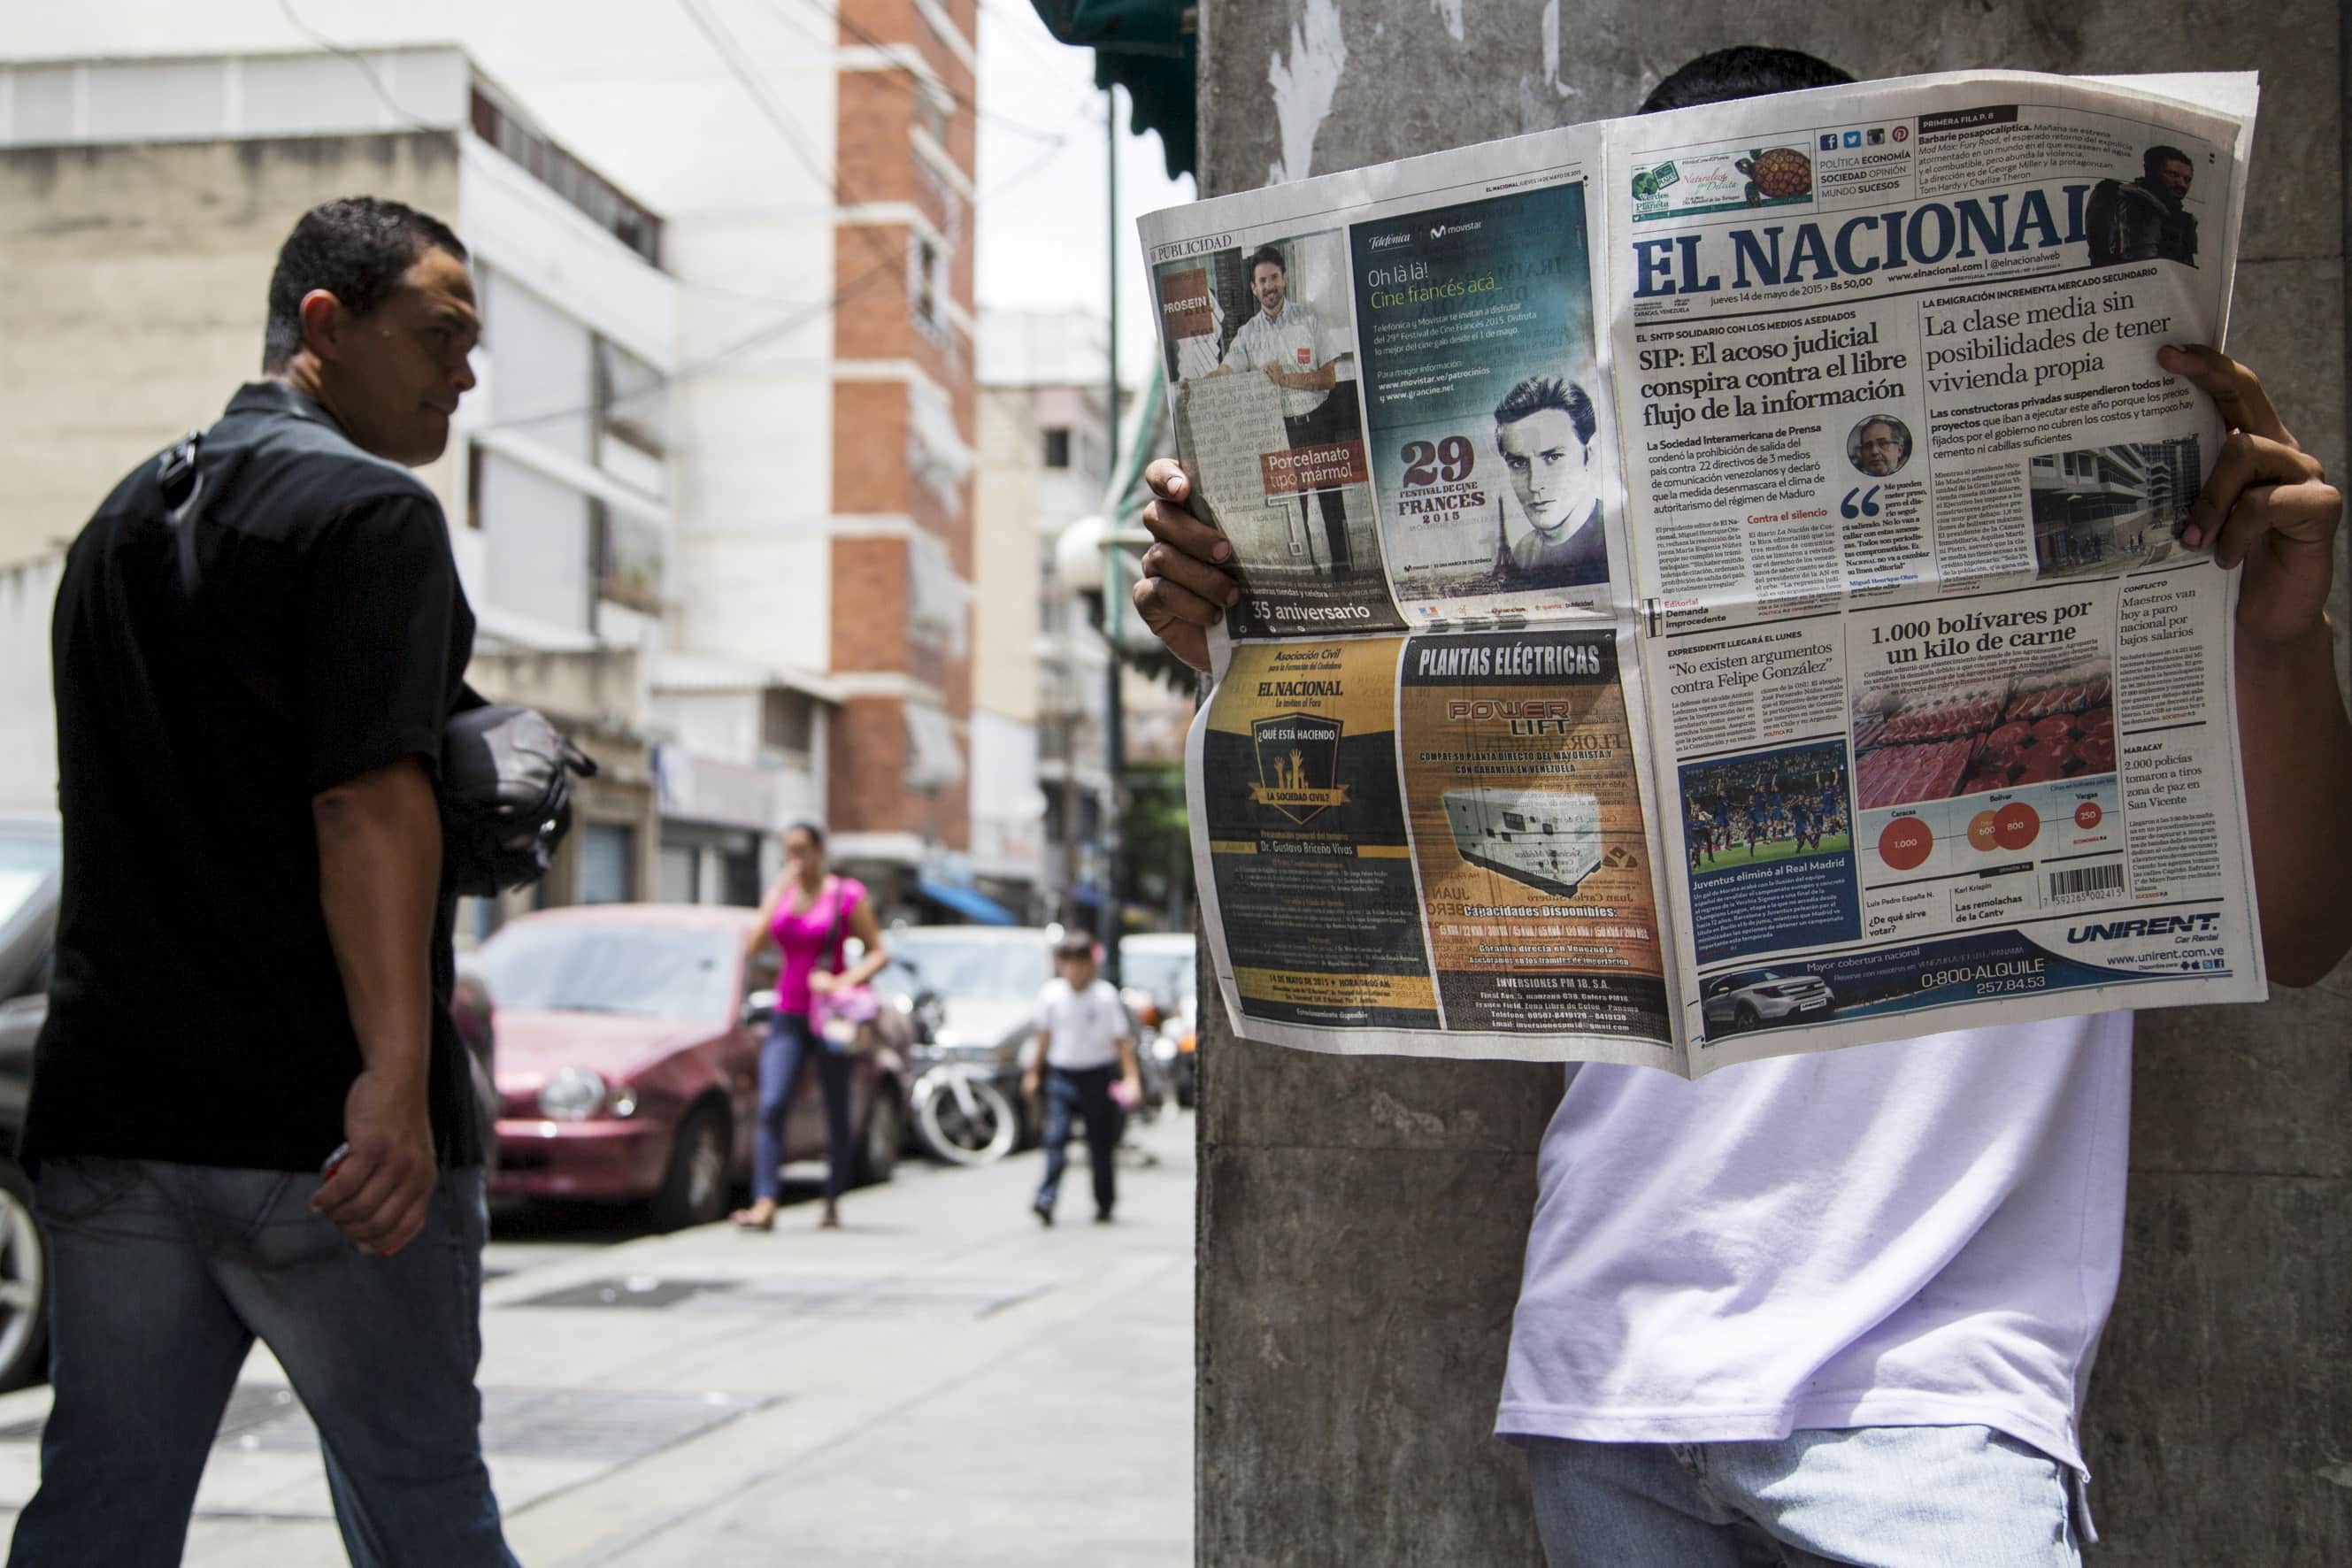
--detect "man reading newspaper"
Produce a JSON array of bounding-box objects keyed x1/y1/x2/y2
[{"x1": 1132, "y1": 47, "x2": 2351, "y2": 1568}]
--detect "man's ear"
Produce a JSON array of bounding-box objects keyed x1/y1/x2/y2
[{"x1": 296, "y1": 288, "x2": 345, "y2": 364}]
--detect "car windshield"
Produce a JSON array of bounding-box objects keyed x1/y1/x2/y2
[
  {"x1": 0, "y1": 825, "x2": 62, "y2": 933},
  {"x1": 474, "y1": 921, "x2": 736, "y2": 1022},
  {"x1": 1119, "y1": 942, "x2": 1195, "y2": 1005},
  {"x1": 885, "y1": 932, "x2": 1053, "y2": 999}
]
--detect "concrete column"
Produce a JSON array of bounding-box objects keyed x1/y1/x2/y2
[{"x1": 1194, "y1": 4, "x2": 2348, "y2": 1562}]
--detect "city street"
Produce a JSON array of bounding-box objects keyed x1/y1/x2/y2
[{"x1": 0, "y1": 1114, "x2": 1196, "y2": 1566}]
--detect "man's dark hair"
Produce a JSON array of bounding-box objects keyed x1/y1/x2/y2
[
  {"x1": 1641, "y1": 47, "x2": 1853, "y2": 114},
  {"x1": 1056, "y1": 934, "x2": 1098, "y2": 961},
  {"x1": 1494, "y1": 376, "x2": 1597, "y2": 447},
  {"x1": 1247, "y1": 243, "x2": 1287, "y2": 278},
  {"x1": 263, "y1": 196, "x2": 468, "y2": 373},
  {"x1": 2143, "y1": 144, "x2": 2193, "y2": 177}
]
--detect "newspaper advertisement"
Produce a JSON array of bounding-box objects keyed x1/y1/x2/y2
[{"x1": 1150, "y1": 71, "x2": 2266, "y2": 1074}]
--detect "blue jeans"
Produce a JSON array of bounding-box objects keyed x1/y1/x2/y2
[
  {"x1": 1526, "y1": 1426, "x2": 2082, "y2": 1567},
  {"x1": 1035, "y1": 1065, "x2": 1120, "y2": 1218},
  {"x1": 753, "y1": 1012, "x2": 855, "y2": 1203},
  {"x1": 8, "y1": 1158, "x2": 516, "y2": 1568}
]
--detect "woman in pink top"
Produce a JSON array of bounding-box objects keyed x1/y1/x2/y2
[{"x1": 731, "y1": 821, "x2": 889, "y2": 1232}]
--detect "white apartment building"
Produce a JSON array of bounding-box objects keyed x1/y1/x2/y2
[
  {"x1": 1, "y1": 1, "x2": 985, "y2": 915},
  {"x1": 0, "y1": 42, "x2": 847, "y2": 915},
  {"x1": 974, "y1": 308, "x2": 1114, "y2": 919}
]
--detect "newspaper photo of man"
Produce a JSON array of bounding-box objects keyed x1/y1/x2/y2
[
  {"x1": 1211, "y1": 243, "x2": 1361, "y2": 574},
  {"x1": 1495, "y1": 375, "x2": 1609, "y2": 589},
  {"x1": 2085, "y1": 144, "x2": 2200, "y2": 267},
  {"x1": 1849, "y1": 413, "x2": 1913, "y2": 478}
]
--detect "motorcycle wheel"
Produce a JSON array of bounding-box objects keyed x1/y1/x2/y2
[{"x1": 913, "y1": 1072, "x2": 1019, "y2": 1165}]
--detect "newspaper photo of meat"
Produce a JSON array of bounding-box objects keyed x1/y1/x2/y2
[
  {"x1": 1964, "y1": 663, "x2": 2117, "y2": 791},
  {"x1": 1852, "y1": 661, "x2": 2115, "y2": 811}
]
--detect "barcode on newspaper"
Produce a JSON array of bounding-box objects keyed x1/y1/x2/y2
[{"x1": 2047, "y1": 864, "x2": 2125, "y2": 903}]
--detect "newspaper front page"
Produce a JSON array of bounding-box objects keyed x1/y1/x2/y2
[{"x1": 1145, "y1": 71, "x2": 2265, "y2": 1074}]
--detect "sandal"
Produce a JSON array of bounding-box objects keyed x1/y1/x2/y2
[{"x1": 732, "y1": 1202, "x2": 778, "y2": 1231}]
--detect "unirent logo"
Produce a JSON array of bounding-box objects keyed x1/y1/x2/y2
[
  {"x1": 2065, "y1": 913, "x2": 2222, "y2": 943},
  {"x1": 1367, "y1": 231, "x2": 1412, "y2": 250}
]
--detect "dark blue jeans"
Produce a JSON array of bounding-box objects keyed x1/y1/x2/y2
[
  {"x1": 9, "y1": 1158, "x2": 515, "y2": 1568},
  {"x1": 1035, "y1": 1065, "x2": 1120, "y2": 1218},
  {"x1": 754, "y1": 1012, "x2": 856, "y2": 1203}
]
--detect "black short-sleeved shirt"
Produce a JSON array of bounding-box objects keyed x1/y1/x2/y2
[{"x1": 24, "y1": 380, "x2": 483, "y2": 1172}]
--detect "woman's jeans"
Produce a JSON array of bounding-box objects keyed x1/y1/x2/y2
[
  {"x1": 8, "y1": 1159, "x2": 516, "y2": 1568},
  {"x1": 753, "y1": 1011, "x2": 856, "y2": 1203}
]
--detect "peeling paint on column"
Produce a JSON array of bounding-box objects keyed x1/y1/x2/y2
[
  {"x1": 1540, "y1": 0, "x2": 1582, "y2": 100},
  {"x1": 1431, "y1": 0, "x2": 1466, "y2": 42},
  {"x1": 1265, "y1": 0, "x2": 1349, "y2": 186}
]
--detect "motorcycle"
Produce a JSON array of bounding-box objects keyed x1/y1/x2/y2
[
  {"x1": 910, "y1": 1047, "x2": 1022, "y2": 1164},
  {"x1": 902, "y1": 989, "x2": 1024, "y2": 1165}
]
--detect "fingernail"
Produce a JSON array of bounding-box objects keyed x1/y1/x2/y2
[
  {"x1": 1211, "y1": 540, "x2": 1231, "y2": 561},
  {"x1": 1225, "y1": 586, "x2": 1241, "y2": 606},
  {"x1": 2181, "y1": 525, "x2": 2203, "y2": 549}
]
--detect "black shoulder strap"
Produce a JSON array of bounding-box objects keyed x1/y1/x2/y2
[
  {"x1": 158, "y1": 429, "x2": 208, "y2": 597},
  {"x1": 158, "y1": 426, "x2": 258, "y2": 600}
]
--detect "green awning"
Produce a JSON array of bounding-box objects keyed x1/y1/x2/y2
[{"x1": 1029, "y1": 0, "x2": 1196, "y2": 180}]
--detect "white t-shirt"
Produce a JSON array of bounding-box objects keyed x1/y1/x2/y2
[
  {"x1": 1037, "y1": 977, "x2": 1131, "y2": 1072},
  {"x1": 1221, "y1": 301, "x2": 1335, "y2": 420},
  {"x1": 1498, "y1": 1013, "x2": 2133, "y2": 1479}
]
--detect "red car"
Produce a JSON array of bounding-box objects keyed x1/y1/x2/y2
[{"x1": 473, "y1": 904, "x2": 911, "y2": 1230}]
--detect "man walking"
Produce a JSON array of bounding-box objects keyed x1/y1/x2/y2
[
  {"x1": 1025, "y1": 934, "x2": 1141, "y2": 1226},
  {"x1": 12, "y1": 197, "x2": 516, "y2": 1567}
]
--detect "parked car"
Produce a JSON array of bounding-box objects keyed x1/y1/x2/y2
[
  {"x1": 1120, "y1": 932, "x2": 1195, "y2": 1115},
  {"x1": 475, "y1": 904, "x2": 913, "y2": 1229},
  {"x1": 1699, "y1": 967, "x2": 1836, "y2": 1034},
  {"x1": 0, "y1": 813, "x2": 63, "y2": 1393},
  {"x1": 876, "y1": 925, "x2": 1057, "y2": 1148},
  {"x1": 1161, "y1": 985, "x2": 1199, "y2": 1110},
  {"x1": 1117, "y1": 931, "x2": 1196, "y2": 1031}
]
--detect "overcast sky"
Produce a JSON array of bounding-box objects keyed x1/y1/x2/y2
[{"x1": 973, "y1": 2, "x2": 1195, "y2": 388}]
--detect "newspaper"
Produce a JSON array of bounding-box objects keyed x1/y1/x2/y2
[{"x1": 1143, "y1": 70, "x2": 2267, "y2": 1073}]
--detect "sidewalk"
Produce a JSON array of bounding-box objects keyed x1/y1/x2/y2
[{"x1": 0, "y1": 1114, "x2": 1196, "y2": 1566}]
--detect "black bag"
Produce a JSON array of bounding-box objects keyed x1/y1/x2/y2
[
  {"x1": 438, "y1": 703, "x2": 597, "y2": 896},
  {"x1": 159, "y1": 428, "x2": 596, "y2": 896}
]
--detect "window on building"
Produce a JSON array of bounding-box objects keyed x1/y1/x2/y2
[
  {"x1": 762, "y1": 689, "x2": 815, "y2": 766},
  {"x1": 1042, "y1": 427, "x2": 1072, "y2": 469},
  {"x1": 595, "y1": 338, "x2": 669, "y2": 464},
  {"x1": 580, "y1": 823, "x2": 637, "y2": 904},
  {"x1": 721, "y1": 847, "x2": 763, "y2": 908},
  {"x1": 657, "y1": 844, "x2": 700, "y2": 904},
  {"x1": 910, "y1": 235, "x2": 947, "y2": 339},
  {"x1": 471, "y1": 89, "x2": 663, "y2": 266},
  {"x1": 1039, "y1": 534, "x2": 1070, "y2": 636}
]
